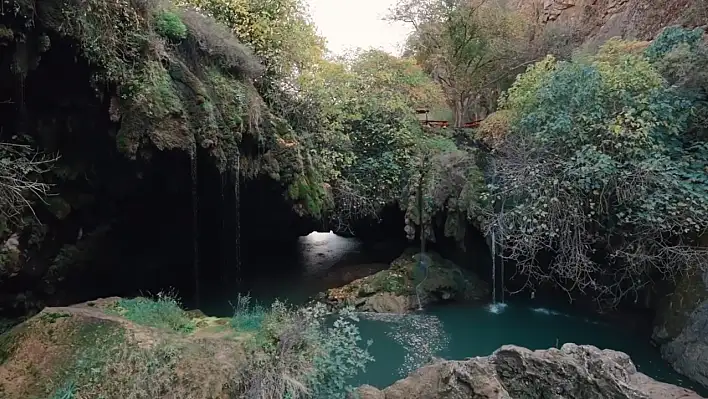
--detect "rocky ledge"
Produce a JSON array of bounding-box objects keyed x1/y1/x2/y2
[
  {"x1": 322, "y1": 248, "x2": 489, "y2": 313},
  {"x1": 353, "y1": 344, "x2": 704, "y2": 399},
  {"x1": 0, "y1": 297, "x2": 245, "y2": 398}
]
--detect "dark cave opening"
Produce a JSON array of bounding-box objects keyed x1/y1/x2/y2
[{"x1": 1, "y1": 31, "x2": 490, "y2": 317}]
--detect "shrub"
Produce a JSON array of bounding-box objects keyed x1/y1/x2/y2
[
  {"x1": 154, "y1": 11, "x2": 187, "y2": 41},
  {"x1": 230, "y1": 293, "x2": 266, "y2": 331},
  {"x1": 112, "y1": 292, "x2": 195, "y2": 333},
  {"x1": 484, "y1": 38, "x2": 708, "y2": 307},
  {"x1": 49, "y1": 381, "x2": 76, "y2": 399},
  {"x1": 233, "y1": 301, "x2": 373, "y2": 399}
]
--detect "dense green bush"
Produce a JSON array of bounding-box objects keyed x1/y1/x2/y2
[
  {"x1": 234, "y1": 300, "x2": 373, "y2": 399},
  {"x1": 154, "y1": 11, "x2": 188, "y2": 41},
  {"x1": 485, "y1": 33, "x2": 708, "y2": 306}
]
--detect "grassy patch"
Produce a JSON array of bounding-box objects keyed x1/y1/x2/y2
[
  {"x1": 110, "y1": 292, "x2": 195, "y2": 334},
  {"x1": 230, "y1": 294, "x2": 266, "y2": 332},
  {"x1": 48, "y1": 381, "x2": 76, "y2": 399},
  {"x1": 39, "y1": 312, "x2": 71, "y2": 324}
]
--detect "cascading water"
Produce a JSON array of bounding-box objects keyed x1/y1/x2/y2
[
  {"x1": 488, "y1": 229, "x2": 506, "y2": 314},
  {"x1": 234, "y1": 155, "x2": 241, "y2": 279},
  {"x1": 491, "y1": 230, "x2": 496, "y2": 303},
  {"x1": 190, "y1": 148, "x2": 200, "y2": 308}
]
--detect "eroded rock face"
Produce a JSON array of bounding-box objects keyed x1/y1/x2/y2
[
  {"x1": 0, "y1": 298, "x2": 245, "y2": 398},
  {"x1": 653, "y1": 235, "x2": 708, "y2": 389},
  {"x1": 516, "y1": 0, "x2": 706, "y2": 45},
  {"x1": 353, "y1": 344, "x2": 704, "y2": 399}
]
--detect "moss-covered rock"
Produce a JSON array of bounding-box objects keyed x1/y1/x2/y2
[
  {"x1": 324, "y1": 248, "x2": 489, "y2": 313},
  {"x1": 0, "y1": 298, "x2": 247, "y2": 399}
]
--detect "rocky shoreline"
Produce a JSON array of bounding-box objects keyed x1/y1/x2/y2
[{"x1": 352, "y1": 344, "x2": 704, "y2": 399}]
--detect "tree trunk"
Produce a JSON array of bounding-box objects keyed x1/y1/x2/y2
[{"x1": 454, "y1": 98, "x2": 465, "y2": 128}]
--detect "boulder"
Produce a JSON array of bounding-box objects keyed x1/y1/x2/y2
[
  {"x1": 352, "y1": 344, "x2": 704, "y2": 399},
  {"x1": 653, "y1": 234, "x2": 708, "y2": 389},
  {"x1": 324, "y1": 248, "x2": 489, "y2": 313}
]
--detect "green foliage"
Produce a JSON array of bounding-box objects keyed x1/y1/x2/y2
[
  {"x1": 645, "y1": 26, "x2": 705, "y2": 62},
  {"x1": 154, "y1": 11, "x2": 187, "y2": 41},
  {"x1": 179, "y1": 0, "x2": 324, "y2": 81},
  {"x1": 112, "y1": 293, "x2": 195, "y2": 334},
  {"x1": 486, "y1": 38, "x2": 708, "y2": 305},
  {"x1": 234, "y1": 301, "x2": 372, "y2": 399},
  {"x1": 394, "y1": 0, "x2": 529, "y2": 126},
  {"x1": 48, "y1": 381, "x2": 76, "y2": 399},
  {"x1": 53, "y1": 0, "x2": 151, "y2": 83},
  {"x1": 403, "y1": 136, "x2": 487, "y2": 244},
  {"x1": 499, "y1": 55, "x2": 558, "y2": 114},
  {"x1": 230, "y1": 293, "x2": 265, "y2": 331}
]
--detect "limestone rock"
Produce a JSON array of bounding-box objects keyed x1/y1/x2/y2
[
  {"x1": 516, "y1": 0, "x2": 707, "y2": 46},
  {"x1": 0, "y1": 300, "x2": 245, "y2": 398},
  {"x1": 324, "y1": 248, "x2": 489, "y2": 313},
  {"x1": 359, "y1": 292, "x2": 412, "y2": 313},
  {"x1": 352, "y1": 344, "x2": 704, "y2": 399},
  {"x1": 653, "y1": 234, "x2": 708, "y2": 389},
  {"x1": 662, "y1": 300, "x2": 708, "y2": 389}
]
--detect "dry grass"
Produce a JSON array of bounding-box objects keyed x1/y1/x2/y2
[{"x1": 178, "y1": 8, "x2": 264, "y2": 78}]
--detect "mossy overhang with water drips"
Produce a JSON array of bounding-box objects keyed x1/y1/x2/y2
[{"x1": 0, "y1": 0, "x2": 327, "y2": 314}]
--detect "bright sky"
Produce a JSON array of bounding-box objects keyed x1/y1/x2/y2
[{"x1": 306, "y1": 0, "x2": 413, "y2": 56}]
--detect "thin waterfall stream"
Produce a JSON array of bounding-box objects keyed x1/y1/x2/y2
[{"x1": 190, "y1": 148, "x2": 200, "y2": 308}]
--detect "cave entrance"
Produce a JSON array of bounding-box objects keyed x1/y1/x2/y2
[{"x1": 199, "y1": 229, "x2": 408, "y2": 316}]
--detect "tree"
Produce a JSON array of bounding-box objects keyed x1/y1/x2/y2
[
  {"x1": 483, "y1": 35, "x2": 708, "y2": 307},
  {"x1": 391, "y1": 0, "x2": 528, "y2": 127}
]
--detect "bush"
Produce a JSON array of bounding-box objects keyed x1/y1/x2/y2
[
  {"x1": 233, "y1": 301, "x2": 373, "y2": 399},
  {"x1": 155, "y1": 11, "x2": 187, "y2": 41},
  {"x1": 112, "y1": 292, "x2": 195, "y2": 333},
  {"x1": 230, "y1": 293, "x2": 266, "y2": 331},
  {"x1": 484, "y1": 37, "x2": 708, "y2": 306}
]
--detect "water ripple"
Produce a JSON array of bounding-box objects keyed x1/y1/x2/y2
[{"x1": 359, "y1": 312, "x2": 449, "y2": 377}]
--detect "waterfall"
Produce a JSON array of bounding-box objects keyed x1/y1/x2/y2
[
  {"x1": 234, "y1": 155, "x2": 241, "y2": 280},
  {"x1": 190, "y1": 149, "x2": 200, "y2": 309},
  {"x1": 491, "y1": 230, "x2": 496, "y2": 304},
  {"x1": 220, "y1": 172, "x2": 228, "y2": 284}
]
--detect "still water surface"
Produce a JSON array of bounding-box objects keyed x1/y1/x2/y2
[{"x1": 209, "y1": 232, "x2": 705, "y2": 395}]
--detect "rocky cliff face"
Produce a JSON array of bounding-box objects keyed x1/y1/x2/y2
[
  {"x1": 653, "y1": 235, "x2": 708, "y2": 390},
  {"x1": 353, "y1": 344, "x2": 704, "y2": 399},
  {"x1": 516, "y1": 0, "x2": 707, "y2": 46},
  {"x1": 0, "y1": 0, "x2": 320, "y2": 315}
]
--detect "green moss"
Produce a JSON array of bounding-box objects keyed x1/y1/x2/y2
[
  {"x1": 49, "y1": 0, "x2": 151, "y2": 83},
  {"x1": 47, "y1": 320, "x2": 127, "y2": 396},
  {"x1": 207, "y1": 68, "x2": 248, "y2": 140},
  {"x1": 126, "y1": 61, "x2": 184, "y2": 118},
  {"x1": 109, "y1": 293, "x2": 195, "y2": 334},
  {"x1": 287, "y1": 172, "x2": 332, "y2": 218},
  {"x1": 154, "y1": 11, "x2": 187, "y2": 41}
]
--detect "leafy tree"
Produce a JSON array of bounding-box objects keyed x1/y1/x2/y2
[
  {"x1": 391, "y1": 0, "x2": 529, "y2": 127},
  {"x1": 484, "y1": 37, "x2": 708, "y2": 306},
  {"x1": 179, "y1": 0, "x2": 324, "y2": 78}
]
